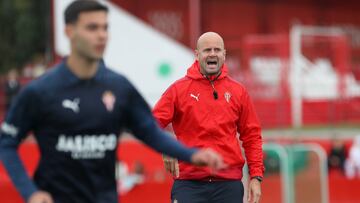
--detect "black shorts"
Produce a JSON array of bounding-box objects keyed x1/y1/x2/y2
[{"x1": 171, "y1": 179, "x2": 244, "y2": 203}]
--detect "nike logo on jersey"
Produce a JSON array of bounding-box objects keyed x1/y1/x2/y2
[
  {"x1": 190, "y1": 93, "x2": 200, "y2": 101},
  {"x1": 62, "y1": 98, "x2": 80, "y2": 113}
]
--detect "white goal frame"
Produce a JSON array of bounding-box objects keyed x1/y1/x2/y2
[{"x1": 290, "y1": 25, "x2": 346, "y2": 128}]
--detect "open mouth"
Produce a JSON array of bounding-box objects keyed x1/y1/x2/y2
[
  {"x1": 96, "y1": 44, "x2": 106, "y2": 51},
  {"x1": 206, "y1": 60, "x2": 218, "y2": 66}
]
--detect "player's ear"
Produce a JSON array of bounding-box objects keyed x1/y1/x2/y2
[{"x1": 65, "y1": 24, "x2": 74, "y2": 38}]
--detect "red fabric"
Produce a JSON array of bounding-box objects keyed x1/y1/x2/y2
[{"x1": 152, "y1": 61, "x2": 264, "y2": 180}]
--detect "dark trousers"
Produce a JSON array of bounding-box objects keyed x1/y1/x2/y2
[{"x1": 171, "y1": 180, "x2": 244, "y2": 203}]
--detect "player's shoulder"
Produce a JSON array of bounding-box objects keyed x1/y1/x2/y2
[
  {"x1": 169, "y1": 76, "x2": 191, "y2": 89},
  {"x1": 23, "y1": 64, "x2": 62, "y2": 94},
  {"x1": 226, "y1": 76, "x2": 247, "y2": 92},
  {"x1": 101, "y1": 66, "x2": 127, "y2": 81},
  {"x1": 99, "y1": 66, "x2": 132, "y2": 88}
]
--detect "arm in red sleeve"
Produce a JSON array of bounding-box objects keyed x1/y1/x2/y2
[
  {"x1": 238, "y1": 90, "x2": 265, "y2": 178},
  {"x1": 152, "y1": 85, "x2": 177, "y2": 129}
]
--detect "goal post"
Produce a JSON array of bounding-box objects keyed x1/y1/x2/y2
[{"x1": 290, "y1": 25, "x2": 349, "y2": 128}]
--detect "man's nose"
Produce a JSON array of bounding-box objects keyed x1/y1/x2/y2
[{"x1": 98, "y1": 29, "x2": 108, "y2": 40}]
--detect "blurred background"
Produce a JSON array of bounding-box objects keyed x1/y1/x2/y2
[{"x1": 1, "y1": 0, "x2": 360, "y2": 202}]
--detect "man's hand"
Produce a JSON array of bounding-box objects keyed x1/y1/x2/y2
[
  {"x1": 162, "y1": 154, "x2": 179, "y2": 177},
  {"x1": 191, "y1": 148, "x2": 226, "y2": 171},
  {"x1": 247, "y1": 178, "x2": 261, "y2": 203},
  {"x1": 28, "y1": 191, "x2": 53, "y2": 203}
]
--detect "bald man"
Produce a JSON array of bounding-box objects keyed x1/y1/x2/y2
[{"x1": 153, "y1": 32, "x2": 264, "y2": 203}]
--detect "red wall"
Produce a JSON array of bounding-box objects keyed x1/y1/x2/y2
[
  {"x1": 111, "y1": 0, "x2": 191, "y2": 46},
  {"x1": 110, "y1": 0, "x2": 360, "y2": 48},
  {"x1": 107, "y1": 0, "x2": 360, "y2": 128},
  {"x1": 1, "y1": 140, "x2": 360, "y2": 203}
]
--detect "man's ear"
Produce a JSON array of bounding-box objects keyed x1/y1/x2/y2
[
  {"x1": 195, "y1": 49, "x2": 199, "y2": 60},
  {"x1": 65, "y1": 24, "x2": 74, "y2": 38}
]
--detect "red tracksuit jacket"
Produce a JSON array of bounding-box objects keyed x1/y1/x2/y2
[{"x1": 153, "y1": 61, "x2": 264, "y2": 180}]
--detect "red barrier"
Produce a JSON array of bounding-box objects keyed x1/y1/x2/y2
[{"x1": 1, "y1": 140, "x2": 360, "y2": 203}]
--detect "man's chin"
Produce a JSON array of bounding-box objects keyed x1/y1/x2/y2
[
  {"x1": 205, "y1": 68, "x2": 220, "y2": 75},
  {"x1": 88, "y1": 54, "x2": 104, "y2": 61}
]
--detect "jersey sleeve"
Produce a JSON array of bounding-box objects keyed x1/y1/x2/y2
[
  {"x1": 0, "y1": 85, "x2": 40, "y2": 200},
  {"x1": 237, "y1": 90, "x2": 265, "y2": 178},
  {"x1": 124, "y1": 83, "x2": 196, "y2": 162},
  {"x1": 152, "y1": 85, "x2": 177, "y2": 128}
]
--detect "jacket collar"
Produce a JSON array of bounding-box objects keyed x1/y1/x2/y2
[
  {"x1": 186, "y1": 60, "x2": 228, "y2": 80},
  {"x1": 58, "y1": 57, "x2": 106, "y2": 86}
]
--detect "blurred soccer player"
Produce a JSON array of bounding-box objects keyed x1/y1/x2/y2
[
  {"x1": 0, "y1": 1, "x2": 225, "y2": 203},
  {"x1": 153, "y1": 32, "x2": 264, "y2": 203}
]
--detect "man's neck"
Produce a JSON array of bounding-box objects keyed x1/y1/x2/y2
[{"x1": 67, "y1": 54, "x2": 99, "y2": 79}]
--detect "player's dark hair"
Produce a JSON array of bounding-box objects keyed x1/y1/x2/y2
[{"x1": 64, "y1": 0, "x2": 108, "y2": 24}]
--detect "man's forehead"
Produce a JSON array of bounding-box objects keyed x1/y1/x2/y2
[
  {"x1": 76, "y1": 11, "x2": 108, "y2": 24},
  {"x1": 197, "y1": 33, "x2": 224, "y2": 49},
  {"x1": 198, "y1": 40, "x2": 224, "y2": 50}
]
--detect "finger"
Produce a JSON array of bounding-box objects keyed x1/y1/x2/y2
[
  {"x1": 163, "y1": 158, "x2": 167, "y2": 169},
  {"x1": 164, "y1": 162, "x2": 170, "y2": 172},
  {"x1": 169, "y1": 160, "x2": 174, "y2": 175},
  {"x1": 211, "y1": 157, "x2": 219, "y2": 170},
  {"x1": 247, "y1": 189, "x2": 252, "y2": 202},
  {"x1": 208, "y1": 152, "x2": 224, "y2": 170},
  {"x1": 212, "y1": 155, "x2": 221, "y2": 169},
  {"x1": 170, "y1": 159, "x2": 176, "y2": 176},
  {"x1": 215, "y1": 159, "x2": 227, "y2": 170},
  {"x1": 166, "y1": 162, "x2": 172, "y2": 174},
  {"x1": 163, "y1": 159, "x2": 171, "y2": 172},
  {"x1": 174, "y1": 160, "x2": 179, "y2": 178},
  {"x1": 254, "y1": 192, "x2": 261, "y2": 203}
]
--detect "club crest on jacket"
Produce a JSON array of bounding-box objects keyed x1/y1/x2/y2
[{"x1": 102, "y1": 91, "x2": 116, "y2": 112}]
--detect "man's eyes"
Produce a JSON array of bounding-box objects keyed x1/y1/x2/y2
[
  {"x1": 86, "y1": 24, "x2": 108, "y2": 31},
  {"x1": 203, "y1": 48, "x2": 221, "y2": 52}
]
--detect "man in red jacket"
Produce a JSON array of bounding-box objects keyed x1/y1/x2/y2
[{"x1": 153, "y1": 32, "x2": 264, "y2": 203}]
